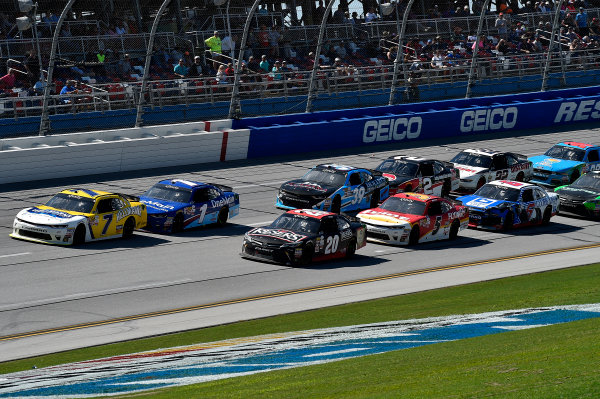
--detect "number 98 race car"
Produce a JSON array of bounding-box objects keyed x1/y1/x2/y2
[
  {"x1": 276, "y1": 164, "x2": 389, "y2": 213},
  {"x1": 241, "y1": 209, "x2": 367, "y2": 265}
]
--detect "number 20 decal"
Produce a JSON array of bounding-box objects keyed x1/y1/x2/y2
[{"x1": 325, "y1": 235, "x2": 339, "y2": 254}]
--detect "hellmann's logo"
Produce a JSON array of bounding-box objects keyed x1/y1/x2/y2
[
  {"x1": 363, "y1": 117, "x2": 422, "y2": 143},
  {"x1": 554, "y1": 100, "x2": 600, "y2": 122},
  {"x1": 460, "y1": 107, "x2": 518, "y2": 132}
]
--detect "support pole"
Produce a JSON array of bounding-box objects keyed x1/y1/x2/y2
[
  {"x1": 389, "y1": 0, "x2": 416, "y2": 105},
  {"x1": 465, "y1": 0, "x2": 491, "y2": 99},
  {"x1": 541, "y1": 0, "x2": 564, "y2": 91}
]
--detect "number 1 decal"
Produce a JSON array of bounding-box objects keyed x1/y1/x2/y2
[{"x1": 198, "y1": 204, "x2": 208, "y2": 224}]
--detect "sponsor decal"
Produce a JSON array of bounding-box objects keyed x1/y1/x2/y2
[
  {"x1": 89, "y1": 216, "x2": 99, "y2": 226},
  {"x1": 510, "y1": 162, "x2": 531, "y2": 172},
  {"x1": 184, "y1": 206, "x2": 195, "y2": 216},
  {"x1": 460, "y1": 107, "x2": 518, "y2": 132},
  {"x1": 141, "y1": 200, "x2": 175, "y2": 211},
  {"x1": 116, "y1": 206, "x2": 142, "y2": 221},
  {"x1": 383, "y1": 173, "x2": 397, "y2": 181},
  {"x1": 363, "y1": 117, "x2": 422, "y2": 143},
  {"x1": 554, "y1": 100, "x2": 600, "y2": 123},
  {"x1": 1, "y1": 305, "x2": 598, "y2": 398},
  {"x1": 27, "y1": 208, "x2": 73, "y2": 219},
  {"x1": 210, "y1": 196, "x2": 235, "y2": 208},
  {"x1": 583, "y1": 164, "x2": 600, "y2": 173},
  {"x1": 287, "y1": 182, "x2": 327, "y2": 192},
  {"x1": 250, "y1": 228, "x2": 307, "y2": 242}
]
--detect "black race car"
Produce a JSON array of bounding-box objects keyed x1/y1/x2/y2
[
  {"x1": 241, "y1": 209, "x2": 367, "y2": 265},
  {"x1": 375, "y1": 155, "x2": 459, "y2": 197},
  {"x1": 554, "y1": 171, "x2": 600, "y2": 219}
]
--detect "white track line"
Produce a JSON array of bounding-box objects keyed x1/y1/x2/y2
[{"x1": 0, "y1": 252, "x2": 31, "y2": 259}]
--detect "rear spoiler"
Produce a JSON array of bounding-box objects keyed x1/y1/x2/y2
[
  {"x1": 117, "y1": 193, "x2": 141, "y2": 202},
  {"x1": 513, "y1": 153, "x2": 528, "y2": 161},
  {"x1": 209, "y1": 183, "x2": 234, "y2": 193},
  {"x1": 367, "y1": 169, "x2": 383, "y2": 177}
]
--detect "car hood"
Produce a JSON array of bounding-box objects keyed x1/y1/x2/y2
[
  {"x1": 529, "y1": 155, "x2": 582, "y2": 172},
  {"x1": 453, "y1": 164, "x2": 487, "y2": 179},
  {"x1": 247, "y1": 227, "x2": 309, "y2": 244},
  {"x1": 17, "y1": 206, "x2": 85, "y2": 224},
  {"x1": 457, "y1": 195, "x2": 509, "y2": 209},
  {"x1": 280, "y1": 180, "x2": 338, "y2": 197},
  {"x1": 555, "y1": 186, "x2": 600, "y2": 201},
  {"x1": 357, "y1": 208, "x2": 420, "y2": 227},
  {"x1": 140, "y1": 197, "x2": 184, "y2": 215}
]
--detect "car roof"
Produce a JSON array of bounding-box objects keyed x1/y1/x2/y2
[
  {"x1": 157, "y1": 179, "x2": 209, "y2": 189},
  {"x1": 489, "y1": 180, "x2": 535, "y2": 188},
  {"x1": 315, "y1": 164, "x2": 359, "y2": 172},
  {"x1": 287, "y1": 209, "x2": 336, "y2": 219},
  {"x1": 392, "y1": 192, "x2": 438, "y2": 203},
  {"x1": 60, "y1": 188, "x2": 113, "y2": 199},
  {"x1": 387, "y1": 155, "x2": 432, "y2": 163},
  {"x1": 462, "y1": 148, "x2": 500, "y2": 156},
  {"x1": 558, "y1": 141, "x2": 595, "y2": 149}
]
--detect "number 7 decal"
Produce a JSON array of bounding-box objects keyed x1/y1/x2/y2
[{"x1": 102, "y1": 214, "x2": 113, "y2": 235}]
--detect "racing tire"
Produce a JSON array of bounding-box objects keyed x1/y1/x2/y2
[
  {"x1": 408, "y1": 226, "x2": 420, "y2": 246},
  {"x1": 503, "y1": 211, "x2": 514, "y2": 231},
  {"x1": 476, "y1": 177, "x2": 486, "y2": 190},
  {"x1": 331, "y1": 196, "x2": 341, "y2": 214},
  {"x1": 370, "y1": 191, "x2": 379, "y2": 209},
  {"x1": 346, "y1": 239, "x2": 357, "y2": 258},
  {"x1": 570, "y1": 170, "x2": 580, "y2": 184},
  {"x1": 441, "y1": 180, "x2": 451, "y2": 198},
  {"x1": 299, "y1": 243, "x2": 314, "y2": 266},
  {"x1": 72, "y1": 225, "x2": 86, "y2": 246},
  {"x1": 449, "y1": 220, "x2": 460, "y2": 240},
  {"x1": 516, "y1": 172, "x2": 524, "y2": 182},
  {"x1": 172, "y1": 213, "x2": 184, "y2": 234},
  {"x1": 122, "y1": 217, "x2": 135, "y2": 239},
  {"x1": 542, "y1": 206, "x2": 552, "y2": 225},
  {"x1": 404, "y1": 185, "x2": 412, "y2": 193},
  {"x1": 216, "y1": 207, "x2": 228, "y2": 227}
]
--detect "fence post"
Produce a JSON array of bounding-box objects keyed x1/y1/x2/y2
[
  {"x1": 389, "y1": 0, "x2": 416, "y2": 105},
  {"x1": 465, "y1": 0, "x2": 491, "y2": 99},
  {"x1": 541, "y1": 0, "x2": 565, "y2": 91}
]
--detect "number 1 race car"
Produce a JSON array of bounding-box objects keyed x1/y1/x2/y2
[
  {"x1": 140, "y1": 179, "x2": 240, "y2": 233},
  {"x1": 554, "y1": 171, "x2": 600, "y2": 219},
  {"x1": 11, "y1": 188, "x2": 147, "y2": 245},
  {"x1": 276, "y1": 164, "x2": 389, "y2": 213},
  {"x1": 241, "y1": 209, "x2": 366, "y2": 265},
  {"x1": 356, "y1": 193, "x2": 469, "y2": 245},
  {"x1": 375, "y1": 155, "x2": 459, "y2": 197},
  {"x1": 450, "y1": 149, "x2": 533, "y2": 192},
  {"x1": 529, "y1": 141, "x2": 600, "y2": 187},
  {"x1": 457, "y1": 180, "x2": 559, "y2": 230}
]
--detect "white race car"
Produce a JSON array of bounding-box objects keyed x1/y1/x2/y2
[{"x1": 450, "y1": 148, "x2": 533, "y2": 193}]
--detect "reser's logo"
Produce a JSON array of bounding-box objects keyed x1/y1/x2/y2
[
  {"x1": 363, "y1": 117, "x2": 422, "y2": 143},
  {"x1": 460, "y1": 107, "x2": 518, "y2": 132},
  {"x1": 554, "y1": 100, "x2": 600, "y2": 123}
]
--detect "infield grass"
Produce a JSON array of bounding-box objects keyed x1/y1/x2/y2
[{"x1": 1, "y1": 263, "x2": 600, "y2": 398}]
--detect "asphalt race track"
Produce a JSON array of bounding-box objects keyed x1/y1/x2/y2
[{"x1": 1, "y1": 126, "x2": 599, "y2": 361}]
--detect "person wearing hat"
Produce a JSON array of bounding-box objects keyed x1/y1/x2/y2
[
  {"x1": 271, "y1": 60, "x2": 283, "y2": 81},
  {"x1": 590, "y1": 17, "x2": 600, "y2": 35},
  {"x1": 576, "y1": 7, "x2": 588, "y2": 36},
  {"x1": 188, "y1": 55, "x2": 204, "y2": 78},
  {"x1": 495, "y1": 12, "x2": 508, "y2": 39}
]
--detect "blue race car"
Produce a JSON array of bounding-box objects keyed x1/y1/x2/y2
[
  {"x1": 457, "y1": 180, "x2": 559, "y2": 230},
  {"x1": 276, "y1": 164, "x2": 389, "y2": 213},
  {"x1": 140, "y1": 179, "x2": 240, "y2": 233},
  {"x1": 529, "y1": 141, "x2": 600, "y2": 187}
]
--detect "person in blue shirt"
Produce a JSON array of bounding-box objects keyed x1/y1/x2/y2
[
  {"x1": 576, "y1": 7, "x2": 588, "y2": 37},
  {"x1": 60, "y1": 80, "x2": 78, "y2": 104},
  {"x1": 173, "y1": 59, "x2": 189, "y2": 78}
]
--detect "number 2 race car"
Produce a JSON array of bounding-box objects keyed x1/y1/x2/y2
[
  {"x1": 529, "y1": 141, "x2": 600, "y2": 187},
  {"x1": 375, "y1": 155, "x2": 459, "y2": 197},
  {"x1": 241, "y1": 209, "x2": 366, "y2": 265},
  {"x1": 356, "y1": 193, "x2": 469, "y2": 245},
  {"x1": 11, "y1": 188, "x2": 147, "y2": 245},
  {"x1": 457, "y1": 180, "x2": 559, "y2": 230},
  {"x1": 450, "y1": 148, "x2": 533, "y2": 192},
  {"x1": 140, "y1": 179, "x2": 240, "y2": 233},
  {"x1": 276, "y1": 164, "x2": 389, "y2": 213}
]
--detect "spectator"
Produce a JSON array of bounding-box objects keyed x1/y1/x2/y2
[
  {"x1": 188, "y1": 56, "x2": 204, "y2": 77},
  {"x1": 350, "y1": 11, "x2": 360, "y2": 25},
  {"x1": 216, "y1": 65, "x2": 228, "y2": 84},
  {"x1": 576, "y1": 7, "x2": 588, "y2": 36},
  {"x1": 118, "y1": 53, "x2": 133, "y2": 79},
  {"x1": 0, "y1": 68, "x2": 16, "y2": 91},
  {"x1": 259, "y1": 54, "x2": 270, "y2": 73},
  {"x1": 430, "y1": 50, "x2": 447, "y2": 70},
  {"x1": 365, "y1": 7, "x2": 380, "y2": 23},
  {"x1": 590, "y1": 18, "x2": 600, "y2": 35},
  {"x1": 96, "y1": 49, "x2": 106, "y2": 63},
  {"x1": 269, "y1": 26, "x2": 281, "y2": 58},
  {"x1": 225, "y1": 63, "x2": 234, "y2": 80},
  {"x1": 257, "y1": 25, "x2": 269, "y2": 52},
  {"x1": 280, "y1": 26, "x2": 294, "y2": 59},
  {"x1": 221, "y1": 33, "x2": 236, "y2": 60},
  {"x1": 563, "y1": 12, "x2": 576, "y2": 29},
  {"x1": 496, "y1": 38, "x2": 510, "y2": 54},
  {"x1": 518, "y1": 35, "x2": 534, "y2": 53},
  {"x1": 205, "y1": 31, "x2": 222, "y2": 70},
  {"x1": 271, "y1": 60, "x2": 283, "y2": 81},
  {"x1": 471, "y1": 35, "x2": 486, "y2": 52},
  {"x1": 531, "y1": 35, "x2": 544, "y2": 52},
  {"x1": 333, "y1": 41, "x2": 347, "y2": 59},
  {"x1": 115, "y1": 20, "x2": 128, "y2": 35},
  {"x1": 495, "y1": 13, "x2": 508, "y2": 39},
  {"x1": 247, "y1": 56, "x2": 260, "y2": 74},
  {"x1": 173, "y1": 58, "x2": 189, "y2": 78},
  {"x1": 314, "y1": 1, "x2": 326, "y2": 24},
  {"x1": 59, "y1": 79, "x2": 78, "y2": 104},
  {"x1": 24, "y1": 49, "x2": 41, "y2": 86}
]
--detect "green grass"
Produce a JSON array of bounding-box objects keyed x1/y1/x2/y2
[{"x1": 2, "y1": 263, "x2": 600, "y2": 398}]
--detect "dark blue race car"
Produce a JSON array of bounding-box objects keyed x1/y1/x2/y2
[{"x1": 140, "y1": 179, "x2": 240, "y2": 233}]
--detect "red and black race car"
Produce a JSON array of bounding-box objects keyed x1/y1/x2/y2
[
  {"x1": 375, "y1": 155, "x2": 459, "y2": 197},
  {"x1": 241, "y1": 209, "x2": 367, "y2": 265}
]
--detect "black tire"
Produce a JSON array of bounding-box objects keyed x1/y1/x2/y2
[
  {"x1": 449, "y1": 220, "x2": 460, "y2": 240},
  {"x1": 441, "y1": 180, "x2": 451, "y2": 198},
  {"x1": 476, "y1": 177, "x2": 486, "y2": 190},
  {"x1": 171, "y1": 213, "x2": 184, "y2": 233},
  {"x1": 542, "y1": 206, "x2": 552, "y2": 225},
  {"x1": 72, "y1": 224, "x2": 86, "y2": 246},
  {"x1": 331, "y1": 196, "x2": 341, "y2": 214},
  {"x1": 404, "y1": 185, "x2": 412, "y2": 193},
  {"x1": 408, "y1": 226, "x2": 420, "y2": 246},
  {"x1": 503, "y1": 211, "x2": 514, "y2": 231},
  {"x1": 122, "y1": 217, "x2": 135, "y2": 239},
  {"x1": 216, "y1": 207, "x2": 228, "y2": 226},
  {"x1": 346, "y1": 239, "x2": 356, "y2": 258},
  {"x1": 570, "y1": 169, "x2": 580, "y2": 184},
  {"x1": 370, "y1": 190, "x2": 379, "y2": 208},
  {"x1": 300, "y1": 243, "x2": 314, "y2": 265},
  {"x1": 516, "y1": 172, "x2": 524, "y2": 182}
]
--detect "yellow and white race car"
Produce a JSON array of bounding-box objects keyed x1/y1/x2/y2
[{"x1": 11, "y1": 188, "x2": 147, "y2": 245}]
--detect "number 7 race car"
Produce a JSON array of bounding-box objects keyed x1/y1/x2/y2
[
  {"x1": 241, "y1": 209, "x2": 367, "y2": 265},
  {"x1": 276, "y1": 164, "x2": 389, "y2": 213},
  {"x1": 11, "y1": 188, "x2": 147, "y2": 245}
]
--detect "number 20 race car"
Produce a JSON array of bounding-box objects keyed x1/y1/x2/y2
[
  {"x1": 276, "y1": 164, "x2": 389, "y2": 213},
  {"x1": 241, "y1": 209, "x2": 366, "y2": 266},
  {"x1": 11, "y1": 188, "x2": 147, "y2": 245}
]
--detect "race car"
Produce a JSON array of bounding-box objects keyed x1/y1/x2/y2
[
  {"x1": 529, "y1": 141, "x2": 600, "y2": 187},
  {"x1": 356, "y1": 193, "x2": 469, "y2": 245},
  {"x1": 140, "y1": 179, "x2": 240, "y2": 233},
  {"x1": 457, "y1": 180, "x2": 559, "y2": 230},
  {"x1": 450, "y1": 149, "x2": 533, "y2": 192},
  {"x1": 554, "y1": 171, "x2": 600, "y2": 219},
  {"x1": 276, "y1": 164, "x2": 389, "y2": 213},
  {"x1": 374, "y1": 155, "x2": 459, "y2": 197},
  {"x1": 241, "y1": 209, "x2": 367, "y2": 265},
  {"x1": 11, "y1": 188, "x2": 147, "y2": 245}
]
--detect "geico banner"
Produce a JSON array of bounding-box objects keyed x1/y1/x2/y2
[{"x1": 246, "y1": 95, "x2": 600, "y2": 158}]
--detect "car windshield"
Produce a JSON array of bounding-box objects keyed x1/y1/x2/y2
[
  {"x1": 376, "y1": 159, "x2": 419, "y2": 177},
  {"x1": 302, "y1": 169, "x2": 346, "y2": 187},
  {"x1": 379, "y1": 197, "x2": 427, "y2": 215},
  {"x1": 270, "y1": 214, "x2": 321, "y2": 233},
  {"x1": 450, "y1": 152, "x2": 492, "y2": 168},
  {"x1": 45, "y1": 193, "x2": 95, "y2": 213},
  {"x1": 144, "y1": 184, "x2": 193, "y2": 203},
  {"x1": 544, "y1": 145, "x2": 585, "y2": 161},
  {"x1": 571, "y1": 174, "x2": 600, "y2": 190},
  {"x1": 474, "y1": 185, "x2": 520, "y2": 201}
]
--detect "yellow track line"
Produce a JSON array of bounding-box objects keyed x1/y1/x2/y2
[{"x1": 2, "y1": 243, "x2": 599, "y2": 342}]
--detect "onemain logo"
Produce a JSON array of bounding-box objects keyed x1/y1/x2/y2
[
  {"x1": 460, "y1": 107, "x2": 518, "y2": 132},
  {"x1": 554, "y1": 100, "x2": 600, "y2": 123},
  {"x1": 363, "y1": 117, "x2": 422, "y2": 143}
]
